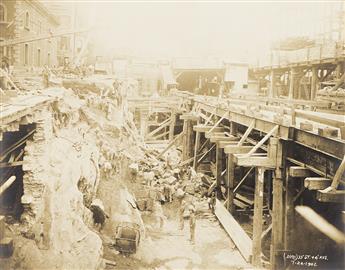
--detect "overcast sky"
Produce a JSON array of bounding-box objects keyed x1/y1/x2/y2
[{"x1": 68, "y1": 0, "x2": 343, "y2": 62}]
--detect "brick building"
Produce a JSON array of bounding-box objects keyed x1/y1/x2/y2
[{"x1": 0, "y1": 0, "x2": 59, "y2": 69}]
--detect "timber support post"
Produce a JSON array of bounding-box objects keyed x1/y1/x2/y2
[
  {"x1": 270, "y1": 137, "x2": 286, "y2": 269},
  {"x1": 226, "y1": 153, "x2": 235, "y2": 213},
  {"x1": 252, "y1": 167, "x2": 265, "y2": 267}
]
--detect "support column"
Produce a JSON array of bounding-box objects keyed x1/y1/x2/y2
[
  {"x1": 310, "y1": 66, "x2": 318, "y2": 100},
  {"x1": 215, "y1": 143, "x2": 223, "y2": 198},
  {"x1": 169, "y1": 110, "x2": 176, "y2": 141},
  {"x1": 288, "y1": 68, "x2": 297, "y2": 100},
  {"x1": 252, "y1": 167, "x2": 265, "y2": 267},
  {"x1": 230, "y1": 121, "x2": 238, "y2": 136},
  {"x1": 193, "y1": 130, "x2": 200, "y2": 170},
  {"x1": 284, "y1": 172, "x2": 296, "y2": 252},
  {"x1": 182, "y1": 120, "x2": 188, "y2": 161},
  {"x1": 226, "y1": 153, "x2": 235, "y2": 213},
  {"x1": 182, "y1": 119, "x2": 195, "y2": 161},
  {"x1": 270, "y1": 138, "x2": 285, "y2": 270},
  {"x1": 269, "y1": 70, "x2": 276, "y2": 98}
]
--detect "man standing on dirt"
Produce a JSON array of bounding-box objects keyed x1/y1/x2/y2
[
  {"x1": 179, "y1": 198, "x2": 187, "y2": 230},
  {"x1": 188, "y1": 205, "x2": 196, "y2": 244}
]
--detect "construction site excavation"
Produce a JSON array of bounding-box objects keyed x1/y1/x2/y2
[{"x1": 0, "y1": 1, "x2": 344, "y2": 270}]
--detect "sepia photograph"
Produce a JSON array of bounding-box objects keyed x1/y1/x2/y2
[{"x1": 0, "y1": 0, "x2": 344, "y2": 269}]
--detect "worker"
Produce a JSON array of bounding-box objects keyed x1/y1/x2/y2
[
  {"x1": 179, "y1": 198, "x2": 187, "y2": 230},
  {"x1": 188, "y1": 205, "x2": 196, "y2": 244},
  {"x1": 208, "y1": 191, "x2": 216, "y2": 213},
  {"x1": 153, "y1": 200, "x2": 165, "y2": 229}
]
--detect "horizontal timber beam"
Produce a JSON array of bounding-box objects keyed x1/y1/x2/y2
[
  {"x1": 289, "y1": 166, "x2": 312, "y2": 178},
  {"x1": 316, "y1": 189, "x2": 345, "y2": 203},
  {"x1": 193, "y1": 125, "x2": 224, "y2": 133},
  {"x1": 234, "y1": 154, "x2": 276, "y2": 168},
  {"x1": 224, "y1": 145, "x2": 253, "y2": 154},
  {"x1": 304, "y1": 177, "x2": 331, "y2": 190}
]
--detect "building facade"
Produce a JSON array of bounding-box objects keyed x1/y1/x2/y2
[{"x1": 0, "y1": 0, "x2": 59, "y2": 69}]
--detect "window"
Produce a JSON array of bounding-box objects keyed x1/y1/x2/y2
[
  {"x1": 24, "y1": 44, "x2": 29, "y2": 65},
  {"x1": 0, "y1": 4, "x2": 6, "y2": 22},
  {"x1": 25, "y1": 11, "x2": 29, "y2": 29}
]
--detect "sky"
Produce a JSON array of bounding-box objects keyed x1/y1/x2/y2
[{"x1": 67, "y1": 0, "x2": 343, "y2": 62}]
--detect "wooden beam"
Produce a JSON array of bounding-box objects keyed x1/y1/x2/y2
[
  {"x1": 210, "y1": 135, "x2": 238, "y2": 143},
  {"x1": 244, "y1": 125, "x2": 279, "y2": 157},
  {"x1": 331, "y1": 155, "x2": 345, "y2": 190},
  {"x1": 197, "y1": 144, "x2": 216, "y2": 163},
  {"x1": 234, "y1": 155, "x2": 275, "y2": 168},
  {"x1": 0, "y1": 176, "x2": 16, "y2": 196},
  {"x1": 180, "y1": 113, "x2": 199, "y2": 121},
  {"x1": 224, "y1": 145, "x2": 252, "y2": 155},
  {"x1": 233, "y1": 167, "x2": 254, "y2": 193},
  {"x1": 203, "y1": 109, "x2": 216, "y2": 126},
  {"x1": 193, "y1": 130, "x2": 201, "y2": 170},
  {"x1": 288, "y1": 166, "x2": 311, "y2": 178},
  {"x1": 157, "y1": 132, "x2": 184, "y2": 159},
  {"x1": 227, "y1": 154, "x2": 235, "y2": 213},
  {"x1": 218, "y1": 140, "x2": 242, "y2": 149},
  {"x1": 169, "y1": 110, "x2": 176, "y2": 141},
  {"x1": 216, "y1": 145, "x2": 223, "y2": 198},
  {"x1": 271, "y1": 139, "x2": 285, "y2": 269},
  {"x1": 193, "y1": 125, "x2": 224, "y2": 133},
  {"x1": 252, "y1": 167, "x2": 265, "y2": 267},
  {"x1": 146, "y1": 118, "x2": 171, "y2": 138},
  {"x1": 316, "y1": 189, "x2": 345, "y2": 203},
  {"x1": 206, "y1": 111, "x2": 228, "y2": 136},
  {"x1": 215, "y1": 199, "x2": 252, "y2": 262},
  {"x1": 0, "y1": 161, "x2": 24, "y2": 168},
  {"x1": 237, "y1": 119, "x2": 255, "y2": 146},
  {"x1": 304, "y1": 177, "x2": 331, "y2": 190},
  {"x1": 295, "y1": 206, "x2": 345, "y2": 245}
]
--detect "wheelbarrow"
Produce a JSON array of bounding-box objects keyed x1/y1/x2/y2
[{"x1": 113, "y1": 222, "x2": 140, "y2": 255}]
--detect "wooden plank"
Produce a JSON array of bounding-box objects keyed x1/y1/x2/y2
[
  {"x1": 218, "y1": 140, "x2": 242, "y2": 149},
  {"x1": 146, "y1": 118, "x2": 171, "y2": 139},
  {"x1": 252, "y1": 167, "x2": 265, "y2": 266},
  {"x1": 224, "y1": 145, "x2": 252, "y2": 154},
  {"x1": 193, "y1": 131, "x2": 201, "y2": 169},
  {"x1": 331, "y1": 155, "x2": 345, "y2": 190},
  {"x1": 244, "y1": 125, "x2": 279, "y2": 157},
  {"x1": 316, "y1": 190, "x2": 345, "y2": 203},
  {"x1": 238, "y1": 119, "x2": 255, "y2": 146},
  {"x1": 206, "y1": 111, "x2": 228, "y2": 136},
  {"x1": 234, "y1": 155, "x2": 275, "y2": 168},
  {"x1": 215, "y1": 199, "x2": 252, "y2": 262},
  {"x1": 288, "y1": 166, "x2": 311, "y2": 178},
  {"x1": 197, "y1": 144, "x2": 216, "y2": 163},
  {"x1": 157, "y1": 132, "x2": 184, "y2": 159},
  {"x1": 235, "y1": 193, "x2": 254, "y2": 206},
  {"x1": 180, "y1": 113, "x2": 199, "y2": 121},
  {"x1": 227, "y1": 154, "x2": 235, "y2": 213},
  {"x1": 295, "y1": 206, "x2": 345, "y2": 245},
  {"x1": 0, "y1": 161, "x2": 24, "y2": 168},
  {"x1": 0, "y1": 176, "x2": 16, "y2": 196},
  {"x1": 216, "y1": 145, "x2": 223, "y2": 198},
  {"x1": 169, "y1": 110, "x2": 176, "y2": 141},
  {"x1": 210, "y1": 135, "x2": 238, "y2": 143},
  {"x1": 304, "y1": 177, "x2": 331, "y2": 190},
  {"x1": 193, "y1": 125, "x2": 224, "y2": 133}
]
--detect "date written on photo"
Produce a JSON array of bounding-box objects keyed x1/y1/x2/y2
[{"x1": 283, "y1": 253, "x2": 329, "y2": 267}]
